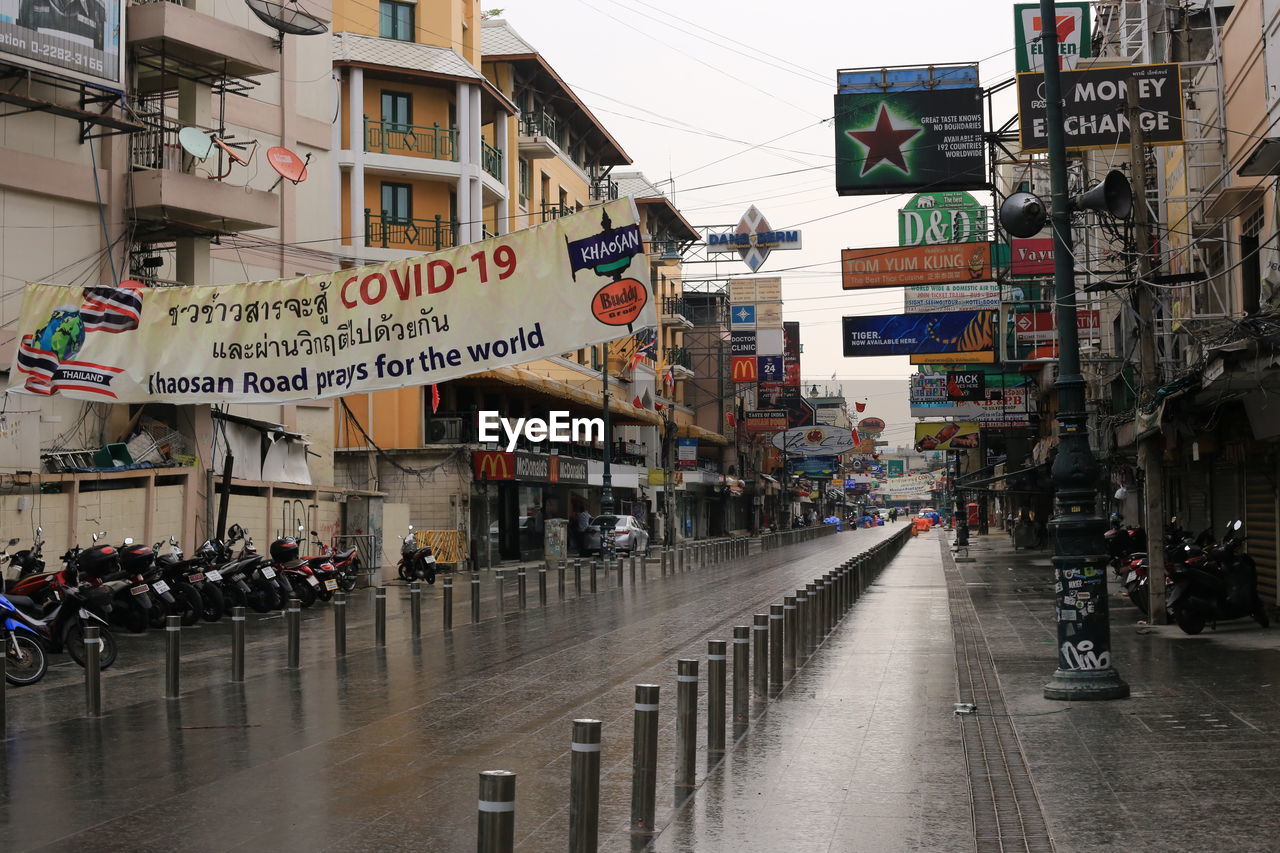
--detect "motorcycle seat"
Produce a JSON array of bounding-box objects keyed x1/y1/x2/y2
[
  {"x1": 333, "y1": 547, "x2": 358, "y2": 562},
  {"x1": 4, "y1": 593, "x2": 40, "y2": 612}
]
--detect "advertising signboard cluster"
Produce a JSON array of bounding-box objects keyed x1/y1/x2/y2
[{"x1": 910, "y1": 374, "x2": 1037, "y2": 423}]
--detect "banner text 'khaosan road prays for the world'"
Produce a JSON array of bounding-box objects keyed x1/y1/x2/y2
[{"x1": 9, "y1": 200, "x2": 654, "y2": 403}]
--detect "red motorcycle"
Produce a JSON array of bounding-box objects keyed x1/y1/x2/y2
[
  {"x1": 269, "y1": 535, "x2": 323, "y2": 607},
  {"x1": 305, "y1": 531, "x2": 360, "y2": 592},
  {"x1": 397, "y1": 525, "x2": 436, "y2": 584}
]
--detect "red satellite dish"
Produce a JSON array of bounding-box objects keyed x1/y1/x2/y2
[{"x1": 267, "y1": 146, "x2": 309, "y2": 184}]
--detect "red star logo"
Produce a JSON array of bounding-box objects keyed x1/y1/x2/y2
[{"x1": 846, "y1": 105, "x2": 921, "y2": 176}]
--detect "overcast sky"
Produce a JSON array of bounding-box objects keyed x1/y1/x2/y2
[{"x1": 503, "y1": 0, "x2": 1020, "y2": 434}]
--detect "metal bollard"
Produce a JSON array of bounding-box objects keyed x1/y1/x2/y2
[
  {"x1": 629, "y1": 555, "x2": 636, "y2": 585},
  {"x1": 84, "y1": 626, "x2": 101, "y2": 717},
  {"x1": 806, "y1": 583, "x2": 819, "y2": 649},
  {"x1": 616, "y1": 558, "x2": 624, "y2": 588},
  {"x1": 334, "y1": 592, "x2": 348, "y2": 655},
  {"x1": 732, "y1": 626, "x2": 749, "y2": 726},
  {"x1": 676, "y1": 659, "x2": 699, "y2": 790},
  {"x1": 589, "y1": 560, "x2": 598, "y2": 594},
  {"x1": 443, "y1": 577, "x2": 453, "y2": 630},
  {"x1": 538, "y1": 568, "x2": 547, "y2": 606},
  {"x1": 231, "y1": 606, "x2": 246, "y2": 681},
  {"x1": 752, "y1": 613, "x2": 769, "y2": 698},
  {"x1": 574, "y1": 560, "x2": 583, "y2": 594},
  {"x1": 287, "y1": 598, "x2": 301, "y2": 669},
  {"x1": 375, "y1": 587, "x2": 387, "y2": 645},
  {"x1": 477, "y1": 770, "x2": 516, "y2": 853},
  {"x1": 569, "y1": 719, "x2": 602, "y2": 853},
  {"x1": 471, "y1": 574, "x2": 482, "y2": 623},
  {"x1": 783, "y1": 595, "x2": 797, "y2": 676},
  {"x1": 661, "y1": 549, "x2": 669, "y2": 576},
  {"x1": 630, "y1": 684, "x2": 660, "y2": 834},
  {"x1": 794, "y1": 589, "x2": 808, "y2": 662},
  {"x1": 496, "y1": 572, "x2": 505, "y2": 615},
  {"x1": 164, "y1": 614, "x2": 181, "y2": 699},
  {"x1": 707, "y1": 640, "x2": 726, "y2": 754},
  {"x1": 410, "y1": 581, "x2": 422, "y2": 637},
  {"x1": 677, "y1": 546, "x2": 685, "y2": 572},
  {"x1": 769, "y1": 604, "x2": 783, "y2": 694},
  {"x1": 558, "y1": 561, "x2": 567, "y2": 599},
  {"x1": 517, "y1": 569, "x2": 527, "y2": 610}
]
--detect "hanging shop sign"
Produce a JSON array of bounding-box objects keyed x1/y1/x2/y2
[
  {"x1": 780, "y1": 395, "x2": 817, "y2": 429},
  {"x1": 1010, "y1": 238, "x2": 1056, "y2": 275},
  {"x1": 897, "y1": 192, "x2": 988, "y2": 247},
  {"x1": 1013, "y1": 310, "x2": 1102, "y2": 343},
  {"x1": 946, "y1": 371, "x2": 986, "y2": 401},
  {"x1": 729, "y1": 304, "x2": 756, "y2": 329},
  {"x1": 472, "y1": 451, "x2": 588, "y2": 483},
  {"x1": 787, "y1": 455, "x2": 841, "y2": 478},
  {"x1": 842, "y1": 244, "x2": 992, "y2": 290},
  {"x1": 1017, "y1": 63, "x2": 1183, "y2": 153},
  {"x1": 1014, "y1": 2, "x2": 1092, "y2": 73},
  {"x1": 904, "y1": 282, "x2": 1001, "y2": 313},
  {"x1": 677, "y1": 438, "x2": 698, "y2": 469},
  {"x1": 887, "y1": 459, "x2": 905, "y2": 476},
  {"x1": 731, "y1": 355, "x2": 758, "y2": 383},
  {"x1": 9, "y1": 199, "x2": 652, "y2": 403},
  {"x1": 730, "y1": 331, "x2": 756, "y2": 356},
  {"x1": 909, "y1": 350, "x2": 996, "y2": 365},
  {"x1": 707, "y1": 208, "x2": 802, "y2": 272},
  {"x1": 913, "y1": 422, "x2": 981, "y2": 452},
  {"x1": 843, "y1": 310, "x2": 995, "y2": 358},
  {"x1": 856, "y1": 417, "x2": 886, "y2": 435},
  {"x1": 771, "y1": 424, "x2": 858, "y2": 457},
  {"x1": 835, "y1": 65, "x2": 985, "y2": 196},
  {"x1": 744, "y1": 410, "x2": 788, "y2": 432},
  {"x1": 728, "y1": 278, "x2": 782, "y2": 303},
  {"x1": 0, "y1": 0, "x2": 125, "y2": 88},
  {"x1": 757, "y1": 355, "x2": 784, "y2": 384},
  {"x1": 783, "y1": 321, "x2": 801, "y2": 387}
]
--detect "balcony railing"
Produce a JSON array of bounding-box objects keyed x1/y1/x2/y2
[
  {"x1": 661, "y1": 296, "x2": 692, "y2": 320},
  {"x1": 364, "y1": 210, "x2": 459, "y2": 251},
  {"x1": 541, "y1": 203, "x2": 574, "y2": 222},
  {"x1": 481, "y1": 138, "x2": 503, "y2": 180},
  {"x1": 520, "y1": 109, "x2": 562, "y2": 143},
  {"x1": 130, "y1": 114, "x2": 189, "y2": 172},
  {"x1": 648, "y1": 240, "x2": 683, "y2": 261},
  {"x1": 590, "y1": 179, "x2": 619, "y2": 201},
  {"x1": 364, "y1": 118, "x2": 458, "y2": 161},
  {"x1": 664, "y1": 347, "x2": 693, "y2": 370}
]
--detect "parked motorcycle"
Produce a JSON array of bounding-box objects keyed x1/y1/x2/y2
[
  {"x1": 154, "y1": 537, "x2": 224, "y2": 623},
  {"x1": 0, "y1": 593, "x2": 48, "y2": 685},
  {"x1": 2, "y1": 529, "x2": 46, "y2": 588},
  {"x1": 397, "y1": 525, "x2": 436, "y2": 584},
  {"x1": 4, "y1": 578, "x2": 118, "y2": 670},
  {"x1": 220, "y1": 526, "x2": 286, "y2": 613},
  {"x1": 1167, "y1": 519, "x2": 1269, "y2": 634},
  {"x1": 306, "y1": 530, "x2": 358, "y2": 593},
  {"x1": 269, "y1": 534, "x2": 321, "y2": 608}
]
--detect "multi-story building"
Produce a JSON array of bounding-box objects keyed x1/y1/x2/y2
[
  {"x1": 330, "y1": 7, "x2": 724, "y2": 566},
  {"x1": 0, "y1": 0, "x2": 341, "y2": 553}
]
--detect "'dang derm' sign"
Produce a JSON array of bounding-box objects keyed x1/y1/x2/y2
[{"x1": 8, "y1": 199, "x2": 654, "y2": 403}]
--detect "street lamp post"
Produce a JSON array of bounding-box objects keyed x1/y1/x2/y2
[{"x1": 1038, "y1": 0, "x2": 1129, "y2": 700}]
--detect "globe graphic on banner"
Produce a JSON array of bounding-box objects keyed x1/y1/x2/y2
[{"x1": 35, "y1": 307, "x2": 86, "y2": 362}]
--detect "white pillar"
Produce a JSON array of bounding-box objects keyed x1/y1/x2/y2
[
  {"x1": 349, "y1": 67, "x2": 366, "y2": 249},
  {"x1": 495, "y1": 111, "x2": 510, "y2": 235},
  {"x1": 455, "y1": 81, "x2": 472, "y2": 243},
  {"x1": 470, "y1": 86, "x2": 483, "y2": 239}
]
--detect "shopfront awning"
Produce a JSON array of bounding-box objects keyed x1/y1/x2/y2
[
  {"x1": 676, "y1": 423, "x2": 730, "y2": 446},
  {"x1": 469, "y1": 366, "x2": 663, "y2": 426}
]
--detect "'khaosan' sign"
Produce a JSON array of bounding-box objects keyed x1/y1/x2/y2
[{"x1": 9, "y1": 200, "x2": 653, "y2": 403}]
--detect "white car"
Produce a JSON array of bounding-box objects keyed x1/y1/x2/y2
[{"x1": 583, "y1": 515, "x2": 649, "y2": 555}]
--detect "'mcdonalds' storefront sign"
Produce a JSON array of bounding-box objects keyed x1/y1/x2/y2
[{"x1": 8, "y1": 199, "x2": 652, "y2": 403}]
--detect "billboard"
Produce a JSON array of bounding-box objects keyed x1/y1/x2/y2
[
  {"x1": 1013, "y1": 309, "x2": 1102, "y2": 342},
  {"x1": 914, "y1": 422, "x2": 980, "y2": 452},
  {"x1": 0, "y1": 0, "x2": 123, "y2": 88},
  {"x1": 910, "y1": 374, "x2": 1036, "y2": 421},
  {"x1": 730, "y1": 355, "x2": 758, "y2": 383},
  {"x1": 782, "y1": 321, "x2": 801, "y2": 387},
  {"x1": 904, "y1": 282, "x2": 1001, "y2": 314},
  {"x1": 835, "y1": 80, "x2": 986, "y2": 196},
  {"x1": 946, "y1": 371, "x2": 986, "y2": 401},
  {"x1": 1010, "y1": 238, "x2": 1056, "y2": 275},
  {"x1": 842, "y1": 310, "x2": 995, "y2": 358},
  {"x1": 730, "y1": 331, "x2": 756, "y2": 356},
  {"x1": 744, "y1": 410, "x2": 787, "y2": 432},
  {"x1": 1014, "y1": 2, "x2": 1092, "y2": 73},
  {"x1": 909, "y1": 350, "x2": 996, "y2": 365},
  {"x1": 1017, "y1": 63, "x2": 1183, "y2": 152},
  {"x1": 677, "y1": 438, "x2": 698, "y2": 469},
  {"x1": 729, "y1": 277, "x2": 782, "y2": 303},
  {"x1": 897, "y1": 191, "x2": 987, "y2": 247},
  {"x1": 771, "y1": 425, "x2": 858, "y2": 456},
  {"x1": 842, "y1": 244, "x2": 992, "y2": 290}
]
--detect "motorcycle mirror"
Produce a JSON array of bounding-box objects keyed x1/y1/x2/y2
[
  {"x1": 310, "y1": 530, "x2": 318, "y2": 537},
  {"x1": 92, "y1": 532, "x2": 100, "y2": 543},
  {"x1": 123, "y1": 537, "x2": 134, "y2": 546},
  {"x1": 36, "y1": 526, "x2": 42, "y2": 537},
  {"x1": 1169, "y1": 516, "x2": 1178, "y2": 525},
  {"x1": 6, "y1": 537, "x2": 18, "y2": 546},
  {"x1": 1234, "y1": 519, "x2": 1244, "y2": 531},
  {"x1": 407, "y1": 525, "x2": 414, "y2": 531},
  {"x1": 297, "y1": 524, "x2": 304, "y2": 532}
]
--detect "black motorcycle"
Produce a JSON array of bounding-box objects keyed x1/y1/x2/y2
[{"x1": 1167, "y1": 520, "x2": 1269, "y2": 634}]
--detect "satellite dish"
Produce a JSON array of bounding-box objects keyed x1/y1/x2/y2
[
  {"x1": 177, "y1": 127, "x2": 214, "y2": 160},
  {"x1": 213, "y1": 136, "x2": 256, "y2": 166},
  {"x1": 267, "y1": 146, "x2": 310, "y2": 185},
  {"x1": 245, "y1": 0, "x2": 328, "y2": 39}
]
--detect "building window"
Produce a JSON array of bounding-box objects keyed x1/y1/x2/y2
[
  {"x1": 381, "y1": 182, "x2": 412, "y2": 222},
  {"x1": 1241, "y1": 205, "x2": 1264, "y2": 315},
  {"x1": 379, "y1": 0, "x2": 414, "y2": 41},
  {"x1": 380, "y1": 91, "x2": 411, "y2": 133},
  {"x1": 518, "y1": 158, "x2": 530, "y2": 205}
]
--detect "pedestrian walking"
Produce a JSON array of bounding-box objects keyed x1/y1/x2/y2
[{"x1": 574, "y1": 507, "x2": 593, "y2": 556}]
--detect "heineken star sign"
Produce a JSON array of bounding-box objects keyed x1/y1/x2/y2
[
  {"x1": 898, "y1": 191, "x2": 988, "y2": 247},
  {"x1": 835, "y1": 65, "x2": 986, "y2": 196}
]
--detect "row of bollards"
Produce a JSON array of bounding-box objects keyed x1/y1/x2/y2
[{"x1": 473, "y1": 526, "x2": 917, "y2": 851}]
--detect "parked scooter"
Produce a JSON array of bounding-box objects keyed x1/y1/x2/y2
[
  {"x1": 2, "y1": 529, "x2": 46, "y2": 588},
  {"x1": 0, "y1": 593, "x2": 49, "y2": 685},
  {"x1": 396, "y1": 525, "x2": 436, "y2": 584},
  {"x1": 1167, "y1": 519, "x2": 1269, "y2": 634},
  {"x1": 4, "y1": 578, "x2": 118, "y2": 670},
  {"x1": 269, "y1": 534, "x2": 321, "y2": 608},
  {"x1": 305, "y1": 530, "x2": 359, "y2": 593},
  {"x1": 220, "y1": 526, "x2": 287, "y2": 612}
]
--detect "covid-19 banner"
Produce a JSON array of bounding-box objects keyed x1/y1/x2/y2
[{"x1": 8, "y1": 199, "x2": 654, "y2": 403}]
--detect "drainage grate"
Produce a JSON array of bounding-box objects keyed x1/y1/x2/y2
[{"x1": 942, "y1": 540, "x2": 1055, "y2": 853}]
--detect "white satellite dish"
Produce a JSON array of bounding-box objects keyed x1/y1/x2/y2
[{"x1": 177, "y1": 127, "x2": 214, "y2": 160}]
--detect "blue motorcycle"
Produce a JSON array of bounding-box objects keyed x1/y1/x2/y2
[{"x1": 1, "y1": 594, "x2": 49, "y2": 685}]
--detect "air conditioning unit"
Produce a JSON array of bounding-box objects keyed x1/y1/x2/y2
[{"x1": 425, "y1": 417, "x2": 462, "y2": 444}]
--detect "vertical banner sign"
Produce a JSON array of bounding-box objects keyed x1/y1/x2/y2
[
  {"x1": 677, "y1": 438, "x2": 698, "y2": 468},
  {"x1": 835, "y1": 65, "x2": 986, "y2": 196},
  {"x1": 1014, "y1": 2, "x2": 1092, "y2": 73},
  {"x1": 782, "y1": 321, "x2": 801, "y2": 388},
  {"x1": 9, "y1": 199, "x2": 653, "y2": 403}
]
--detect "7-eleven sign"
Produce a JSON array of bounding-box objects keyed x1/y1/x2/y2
[{"x1": 1014, "y1": 3, "x2": 1091, "y2": 73}]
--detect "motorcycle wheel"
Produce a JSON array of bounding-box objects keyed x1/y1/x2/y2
[
  {"x1": 199, "y1": 581, "x2": 225, "y2": 622},
  {"x1": 66, "y1": 621, "x2": 118, "y2": 670},
  {"x1": 397, "y1": 561, "x2": 412, "y2": 582},
  {"x1": 338, "y1": 564, "x2": 359, "y2": 592},
  {"x1": 1175, "y1": 607, "x2": 1206, "y2": 635},
  {"x1": 315, "y1": 585, "x2": 333, "y2": 602},
  {"x1": 114, "y1": 590, "x2": 149, "y2": 634},
  {"x1": 173, "y1": 582, "x2": 203, "y2": 627},
  {"x1": 424, "y1": 565, "x2": 437, "y2": 585},
  {"x1": 290, "y1": 577, "x2": 317, "y2": 608},
  {"x1": 246, "y1": 583, "x2": 278, "y2": 614},
  {"x1": 5, "y1": 635, "x2": 48, "y2": 685},
  {"x1": 1129, "y1": 583, "x2": 1150, "y2": 617}
]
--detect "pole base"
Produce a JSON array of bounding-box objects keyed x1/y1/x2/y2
[{"x1": 1043, "y1": 667, "x2": 1130, "y2": 701}]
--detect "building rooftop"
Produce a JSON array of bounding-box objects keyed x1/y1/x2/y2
[{"x1": 332, "y1": 33, "x2": 485, "y2": 81}]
